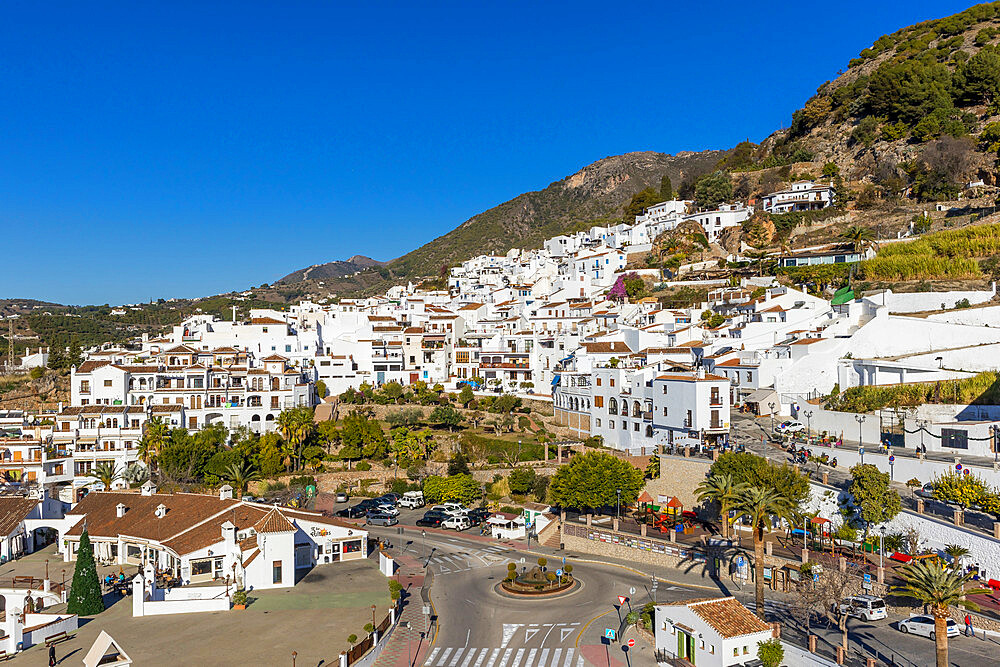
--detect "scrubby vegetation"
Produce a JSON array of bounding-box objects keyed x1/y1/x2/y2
[{"x1": 827, "y1": 371, "x2": 1000, "y2": 412}]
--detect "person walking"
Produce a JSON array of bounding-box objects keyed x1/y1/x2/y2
[
  {"x1": 965, "y1": 613, "x2": 975, "y2": 637},
  {"x1": 48, "y1": 644, "x2": 56, "y2": 666}
]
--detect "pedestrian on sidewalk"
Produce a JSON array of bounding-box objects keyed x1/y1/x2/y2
[
  {"x1": 965, "y1": 613, "x2": 975, "y2": 637},
  {"x1": 48, "y1": 644, "x2": 56, "y2": 667}
]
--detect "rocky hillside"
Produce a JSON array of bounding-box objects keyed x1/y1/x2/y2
[
  {"x1": 752, "y1": 2, "x2": 1000, "y2": 191},
  {"x1": 386, "y1": 150, "x2": 726, "y2": 277},
  {"x1": 277, "y1": 255, "x2": 385, "y2": 284}
]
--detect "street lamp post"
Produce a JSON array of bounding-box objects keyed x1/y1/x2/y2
[
  {"x1": 879, "y1": 527, "x2": 886, "y2": 569},
  {"x1": 616, "y1": 488, "x2": 621, "y2": 520},
  {"x1": 855, "y1": 415, "x2": 866, "y2": 463},
  {"x1": 803, "y1": 410, "x2": 814, "y2": 441},
  {"x1": 402, "y1": 621, "x2": 411, "y2": 667},
  {"x1": 768, "y1": 402, "x2": 776, "y2": 433}
]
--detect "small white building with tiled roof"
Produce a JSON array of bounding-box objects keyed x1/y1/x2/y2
[{"x1": 654, "y1": 596, "x2": 773, "y2": 667}]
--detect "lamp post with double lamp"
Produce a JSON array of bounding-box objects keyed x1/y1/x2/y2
[
  {"x1": 855, "y1": 415, "x2": 866, "y2": 463},
  {"x1": 803, "y1": 410, "x2": 814, "y2": 442},
  {"x1": 879, "y1": 526, "x2": 886, "y2": 569},
  {"x1": 768, "y1": 402, "x2": 776, "y2": 433},
  {"x1": 616, "y1": 488, "x2": 622, "y2": 521}
]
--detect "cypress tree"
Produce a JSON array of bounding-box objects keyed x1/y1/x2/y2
[{"x1": 67, "y1": 529, "x2": 105, "y2": 615}]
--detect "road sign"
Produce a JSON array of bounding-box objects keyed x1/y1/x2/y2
[
  {"x1": 956, "y1": 463, "x2": 963, "y2": 471},
  {"x1": 629, "y1": 587, "x2": 635, "y2": 595},
  {"x1": 627, "y1": 639, "x2": 635, "y2": 648},
  {"x1": 422, "y1": 605, "x2": 431, "y2": 615},
  {"x1": 859, "y1": 447, "x2": 864, "y2": 455},
  {"x1": 562, "y1": 557, "x2": 566, "y2": 564},
  {"x1": 605, "y1": 628, "x2": 616, "y2": 641},
  {"x1": 617, "y1": 595, "x2": 628, "y2": 606},
  {"x1": 864, "y1": 573, "x2": 871, "y2": 583},
  {"x1": 964, "y1": 468, "x2": 971, "y2": 476},
  {"x1": 888, "y1": 455, "x2": 895, "y2": 463},
  {"x1": 736, "y1": 556, "x2": 746, "y2": 567},
  {"x1": 556, "y1": 569, "x2": 563, "y2": 576}
]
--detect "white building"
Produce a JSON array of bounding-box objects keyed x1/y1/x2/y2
[
  {"x1": 654, "y1": 596, "x2": 774, "y2": 667},
  {"x1": 761, "y1": 180, "x2": 834, "y2": 214}
]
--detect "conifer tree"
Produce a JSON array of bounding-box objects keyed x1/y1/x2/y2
[{"x1": 67, "y1": 529, "x2": 105, "y2": 615}]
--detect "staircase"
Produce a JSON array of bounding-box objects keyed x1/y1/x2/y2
[{"x1": 537, "y1": 520, "x2": 561, "y2": 548}]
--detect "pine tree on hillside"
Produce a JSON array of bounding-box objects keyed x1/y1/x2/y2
[{"x1": 66, "y1": 530, "x2": 105, "y2": 616}]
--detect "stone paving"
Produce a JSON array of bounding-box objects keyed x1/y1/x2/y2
[{"x1": 373, "y1": 552, "x2": 428, "y2": 667}]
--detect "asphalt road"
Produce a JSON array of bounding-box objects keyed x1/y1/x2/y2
[{"x1": 358, "y1": 493, "x2": 1000, "y2": 667}]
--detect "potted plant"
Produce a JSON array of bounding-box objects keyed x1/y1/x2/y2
[{"x1": 232, "y1": 589, "x2": 248, "y2": 610}]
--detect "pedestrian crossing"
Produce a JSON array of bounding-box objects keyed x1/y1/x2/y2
[
  {"x1": 425, "y1": 547, "x2": 511, "y2": 574},
  {"x1": 423, "y1": 647, "x2": 584, "y2": 667}
]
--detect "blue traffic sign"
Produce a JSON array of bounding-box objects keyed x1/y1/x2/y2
[
  {"x1": 859, "y1": 447, "x2": 864, "y2": 455},
  {"x1": 605, "y1": 628, "x2": 616, "y2": 640},
  {"x1": 864, "y1": 573, "x2": 871, "y2": 583},
  {"x1": 556, "y1": 569, "x2": 563, "y2": 577},
  {"x1": 888, "y1": 455, "x2": 895, "y2": 463}
]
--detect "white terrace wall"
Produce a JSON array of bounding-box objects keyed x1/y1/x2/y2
[
  {"x1": 883, "y1": 284, "x2": 996, "y2": 313},
  {"x1": 844, "y1": 310, "x2": 1000, "y2": 359},
  {"x1": 21, "y1": 614, "x2": 78, "y2": 649},
  {"x1": 927, "y1": 304, "x2": 1000, "y2": 326},
  {"x1": 806, "y1": 482, "x2": 1000, "y2": 574}
]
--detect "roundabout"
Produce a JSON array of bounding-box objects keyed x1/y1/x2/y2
[{"x1": 495, "y1": 559, "x2": 580, "y2": 598}]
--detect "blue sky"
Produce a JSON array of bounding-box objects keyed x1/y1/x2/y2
[{"x1": 0, "y1": 1, "x2": 975, "y2": 305}]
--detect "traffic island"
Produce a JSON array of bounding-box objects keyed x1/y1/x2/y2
[{"x1": 496, "y1": 561, "x2": 579, "y2": 598}]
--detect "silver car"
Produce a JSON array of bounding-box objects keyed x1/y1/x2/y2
[{"x1": 366, "y1": 512, "x2": 398, "y2": 527}]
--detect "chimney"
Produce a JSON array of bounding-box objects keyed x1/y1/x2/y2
[
  {"x1": 221, "y1": 520, "x2": 236, "y2": 547},
  {"x1": 116, "y1": 503, "x2": 126, "y2": 518},
  {"x1": 697, "y1": 367, "x2": 706, "y2": 379},
  {"x1": 155, "y1": 503, "x2": 167, "y2": 518},
  {"x1": 219, "y1": 484, "x2": 234, "y2": 501},
  {"x1": 141, "y1": 481, "x2": 157, "y2": 496}
]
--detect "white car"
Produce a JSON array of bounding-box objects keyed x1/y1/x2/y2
[
  {"x1": 432, "y1": 503, "x2": 468, "y2": 517},
  {"x1": 898, "y1": 615, "x2": 959, "y2": 639},
  {"x1": 835, "y1": 595, "x2": 887, "y2": 621},
  {"x1": 442, "y1": 516, "x2": 471, "y2": 531},
  {"x1": 375, "y1": 503, "x2": 400, "y2": 516},
  {"x1": 775, "y1": 420, "x2": 805, "y2": 434}
]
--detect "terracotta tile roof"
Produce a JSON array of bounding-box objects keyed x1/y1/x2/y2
[
  {"x1": 112, "y1": 365, "x2": 161, "y2": 373},
  {"x1": 459, "y1": 303, "x2": 484, "y2": 310},
  {"x1": 150, "y1": 405, "x2": 184, "y2": 413},
  {"x1": 790, "y1": 337, "x2": 824, "y2": 345},
  {"x1": 683, "y1": 597, "x2": 772, "y2": 638},
  {"x1": 75, "y1": 361, "x2": 112, "y2": 374},
  {"x1": 254, "y1": 508, "x2": 296, "y2": 533},
  {"x1": 656, "y1": 373, "x2": 729, "y2": 382},
  {"x1": 0, "y1": 498, "x2": 37, "y2": 537},
  {"x1": 242, "y1": 548, "x2": 261, "y2": 568},
  {"x1": 582, "y1": 342, "x2": 633, "y2": 354},
  {"x1": 162, "y1": 345, "x2": 199, "y2": 355},
  {"x1": 250, "y1": 317, "x2": 287, "y2": 325},
  {"x1": 261, "y1": 354, "x2": 289, "y2": 362},
  {"x1": 403, "y1": 327, "x2": 423, "y2": 334}
]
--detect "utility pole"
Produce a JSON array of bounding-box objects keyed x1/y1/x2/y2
[{"x1": 7, "y1": 319, "x2": 13, "y2": 370}]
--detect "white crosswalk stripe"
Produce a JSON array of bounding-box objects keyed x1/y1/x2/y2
[{"x1": 428, "y1": 648, "x2": 576, "y2": 667}]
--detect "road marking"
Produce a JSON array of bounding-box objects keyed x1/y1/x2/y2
[
  {"x1": 524, "y1": 628, "x2": 540, "y2": 642},
  {"x1": 575, "y1": 656, "x2": 583, "y2": 667},
  {"x1": 550, "y1": 649, "x2": 561, "y2": 667},
  {"x1": 441, "y1": 555, "x2": 456, "y2": 564},
  {"x1": 537, "y1": 649, "x2": 549, "y2": 666},
  {"x1": 559, "y1": 628, "x2": 574, "y2": 642},
  {"x1": 502, "y1": 624, "x2": 521, "y2": 648},
  {"x1": 449, "y1": 648, "x2": 465, "y2": 666},
  {"x1": 510, "y1": 648, "x2": 524, "y2": 667},
  {"x1": 485, "y1": 648, "x2": 500, "y2": 667},
  {"x1": 460, "y1": 648, "x2": 478, "y2": 667},
  {"x1": 465, "y1": 629, "x2": 471, "y2": 648},
  {"x1": 575, "y1": 610, "x2": 614, "y2": 648},
  {"x1": 426, "y1": 648, "x2": 441, "y2": 665},
  {"x1": 497, "y1": 649, "x2": 513, "y2": 667},
  {"x1": 561, "y1": 649, "x2": 574, "y2": 667},
  {"x1": 523, "y1": 648, "x2": 537, "y2": 667},
  {"x1": 439, "y1": 648, "x2": 453, "y2": 666}
]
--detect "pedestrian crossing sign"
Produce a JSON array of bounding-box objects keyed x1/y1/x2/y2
[{"x1": 604, "y1": 628, "x2": 616, "y2": 640}]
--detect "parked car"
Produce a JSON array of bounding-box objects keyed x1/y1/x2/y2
[
  {"x1": 914, "y1": 483, "x2": 935, "y2": 500},
  {"x1": 433, "y1": 503, "x2": 467, "y2": 516},
  {"x1": 443, "y1": 516, "x2": 472, "y2": 531},
  {"x1": 366, "y1": 512, "x2": 399, "y2": 527},
  {"x1": 399, "y1": 491, "x2": 425, "y2": 509},
  {"x1": 335, "y1": 492, "x2": 349, "y2": 503},
  {"x1": 898, "y1": 615, "x2": 959, "y2": 639},
  {"x1": 375, "y1": 503, "x2": 400, "y2": 516},
  {"x1": 416, "y1": 513, "x2": 446, "y2": 528},
  {"x1": 775, "y1": 420, "x2": 805, "y2": 434},
  {"x1": 466, "y1": 508, "x2": 490, "y2": 526},
  {"x1": 336, "y1": 504, "x2": 369, "y2": 519},
  {"x1": 378, "y1": 493, "x2": 402, "y2": 504},
  {"x1": 835, "y1": 595, "x2": 887, "y2": 621}
]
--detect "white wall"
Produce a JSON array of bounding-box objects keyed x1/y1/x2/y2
[{"x1": 884, "y1": 284, "x2": 996, "y2": 313}]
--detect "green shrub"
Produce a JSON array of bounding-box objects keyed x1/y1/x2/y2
[{"x1": 356, "y1": 461, "x2": 372, "y2": 471}]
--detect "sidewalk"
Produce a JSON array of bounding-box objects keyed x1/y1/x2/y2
[{"x1": 373, "y1": 553, "x2": 430, "y2": 667}]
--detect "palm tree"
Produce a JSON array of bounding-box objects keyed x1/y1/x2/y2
[
  {"x1": 87, "y1": 461, "x2": 121, "y2": 490},
  {"x1": 276, "y1": 407, "x2": 315, "y2": 472},
  {"x1": 137, "y1": 416, "x2": 169, "y2": 471},
  {"x1": 895, "y1": 560, "x2": 989, "y2": 667},
  {"x1": 943, "y1": 544, "x2": 970, "y2": 570},
  {"x1": 735, "y1": 485, "x2": 796, "y2": 619},
  {"x1": 223, "y1": 461, "x2": 260, "y2": 499},
  {"x1": 695, "y1": 473, "x2": 746, "y2": 539},
  {"x1": 840, "y1": 225, "x2": 875, "y2": 253}
]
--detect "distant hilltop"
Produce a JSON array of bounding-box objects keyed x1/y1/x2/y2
[{"x1": 277, "y1": 255, "x2": 385, "y2": 284}]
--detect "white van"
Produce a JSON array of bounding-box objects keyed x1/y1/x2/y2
[
  {"x1": 443, "y1": 515, "x2": 471, "y2": 531},
  {"x1": 835, "y1": 595, "x2": 887, "y2": 621},
  {"x1": 399, "y1": 491, "x2": 425, "y2": 509}
]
